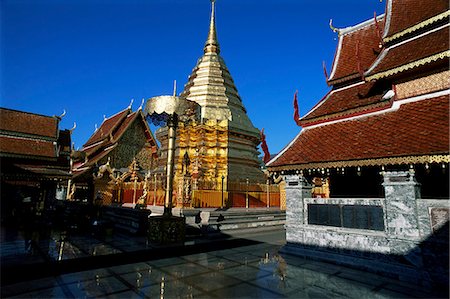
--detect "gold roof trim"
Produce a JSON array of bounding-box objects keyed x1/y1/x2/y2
[
  {"x1": 384, "y1": 10, "x2": 450, "y2": 43},
  {"x1": 267, "y1": 154, "x2": 450, "y2": 172},
  {"x1": 366, "y1": 50, "x2": 450, "y2": 81}
]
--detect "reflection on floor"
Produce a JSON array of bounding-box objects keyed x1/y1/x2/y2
[
  {"x1": 1, "y1": 229, "x2": 149, "y2": 267},
  {"x1": 1, "y1": 229, "x2": 438, "y2": 298}
]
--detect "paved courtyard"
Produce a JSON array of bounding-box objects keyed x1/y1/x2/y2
[{"x1": 1, "y1": 229, "x2": 444, "y2": 298}]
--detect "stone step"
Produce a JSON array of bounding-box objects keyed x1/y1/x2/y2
[
  {"x1": 211, "y1": 217, "x2": 285, "y2": 225},
  {"x1": 208, "y1": 214, "x2": 286, "y2": 221},
  {"x1": 180, "y1": 208, "x2": 286, "y2": 233},
  {"x1": 204, "y1": 224, "x2": 286, "y2": 237},
  {"x1": 209, "y1": 209, "x2": 285, "y2": 215},
  {"x1": 192, "y1": 212, "x2": 286, "y2": 233},
  {"x1": 209, "y1": 212, "x2": 285, "y2": 218},
  {"x1": 218, "y1": 220, "x2": 286, "y2": 231},
  {"x1": 209, "y1": 213, "x2": 286, "y2": 219}
]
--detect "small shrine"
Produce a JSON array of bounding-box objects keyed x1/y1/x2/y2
[{"x1": 71, "y1": 104, "x2": 159, "y2": 204}]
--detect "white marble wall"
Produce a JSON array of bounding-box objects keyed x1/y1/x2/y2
[
  {"x1": 284, "y1": 175, "x2": 311, "y2": 244},
  {"x1": 283, "y1": 171, "x2": 448, "y2": 285},
  {"x1": 284, "y1": 171, "x2": 443, "y2": 255},
  {"x1": 383, "y1": 171, "x2": 426, "y2": 239}
]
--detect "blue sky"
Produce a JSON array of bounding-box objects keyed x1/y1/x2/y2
[{"x1": 1, "y1": 0, "x2": 385, "y2": 154}]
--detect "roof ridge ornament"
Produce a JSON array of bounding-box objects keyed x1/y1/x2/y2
[
  {"x1": 322, "y1": 61, "x2": 329, "y2": 81},
  {"x1": 260, "y1": 128, "x2": 271, "y2": 164},
  {"x1": 329, "y1": 19, "x2": 341, "y2": 35},
  {"x1": 69, "y1": 122, "x2": 77, "y2": 133},
  {"x1": 139, "y1": 98, "x2": 145, "y2": 111},
  {"x1": 204, "y1": 0, "x2": 220, "y2": 54},
  {"x1": 128, "y1": 98, "x2": 134, "y2": 110},
  {"x1": 293, "y1": 90, "x2": 301, "y2": 127},
  {"x1": 54, "y1": 109, "x2": 66, "y2": 120}
]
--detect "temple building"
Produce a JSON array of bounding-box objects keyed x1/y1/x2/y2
[
  {"x1": 267, "y1": 0, "x2": 449, "y2": 287},
  {"x1": 156, "y1": 1, "x2": 265, "y2": 194},
  {"x1": 72, "y1": 104, "x2": 158, "y2": 204},
  {"x1": 0, "y1": 108, "x2": 72, "y2": 225}
]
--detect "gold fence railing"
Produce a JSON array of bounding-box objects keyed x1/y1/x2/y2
[
  {"x1": 191, "y1": 190, "x2": 281, "y2": 209},
  {"x1": 191, "y1": 190, "x2": 226, "y2": 208},
  {"x1": 113, "y1": 179, "x2": 282, "y2": 209}
]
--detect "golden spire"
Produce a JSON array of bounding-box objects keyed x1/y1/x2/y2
[{"x1": 204, "y1": 0, "x2": 220, "y2": 54}]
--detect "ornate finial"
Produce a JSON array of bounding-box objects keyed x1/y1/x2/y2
[
  {"x1": 139, "y1": 98, "x2": 145, "y2": 110},
  {"x1": 204, "y1": 0, "x2": 220, "y2": 54},
  {"x1": 293, "y1": 90, "x2": 301, "y2": 127},
  {"x1": 69, "y1": 122, "x2": 77, "y2": 133},
  {"x1": 55, "y1": 109, "x2": 66, "y2": 120},
  {"x1": 103, "y1": 114, "x2": 106, "y2": 121},
  {"x1": 173, "y1": 80, "x2": 177, "y2": 96},
  {"x1": 94, "y1": 123, "x2": 98, "y2": 132},
  {"x1": 128, "y1": 98, "x2": 134, "y2": 110},
  {"x1": 322, "y1": 61, "x2": 329, "y2": 81},
  {"x1": 329, "y1": 19, "x2": 340, "y2": 34},
  {"x1": 260, "y1": 128, "x2": 271, "y2": 164}
]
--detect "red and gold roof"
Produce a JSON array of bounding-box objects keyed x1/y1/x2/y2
[
  {"x1": 73, "y1": 108, "x2": 157, "y2": 176},
  {"x1": 383, "y1": 0, "x2": 449, "y2": 43},
  {"x1": 83, "y1": 109, "x2": 130, "y2": 148},
  {"x1": 300, "y1": 81, "x2": 389, "y2": 126},
  {"x1": 268, "y1": 1, "x2": 450, "y2": 172},
  {"x1": 0, "y1": 108, "x2": 71, "y2": 179},
  {"x1": 328, "y1": 17, "x2": 385, "y2": 85},
  {"x1": 0, "y1": 108, "x2": 59, "y2": 138},
  {"x1": 268, "y1": 94, "x2": 449, "y2": 171},
  {"x1": 0, "y1": 108, "x2": 61, "y2": 160},
  {"x1": 366, "y1": 25, "x2": 449, "y2": 81}
]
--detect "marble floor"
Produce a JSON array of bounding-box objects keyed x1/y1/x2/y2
[
  {"x1": 1, "y1": 228, "x2": 150, "y2": 268},
  {"x1": 1, "y1": 230, "x2": 441, "y2": 299}
]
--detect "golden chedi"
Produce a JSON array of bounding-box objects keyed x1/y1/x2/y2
[{"x1": 156, "y1": 1, "x2": 265, "y2": 197}]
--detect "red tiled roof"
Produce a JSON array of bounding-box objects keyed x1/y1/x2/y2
[
  {"x1": 384, "y1": 0, "x2": 449, "y2": 39},
  {"x1": 368, "y1": 25, "x2": 449, "y2": 77},
  {"x1": 85, "y1": 144, "x2": 117, "y2": 166},
  {"x1": 113, "y1": 112, "x2": 138, "y2": 140},
  {"x1": 0, "y1": 136, "x2": 56, "y2": 158},
  {"x1": 83, "y1": 141, "x2": 104, "y2": 156},
  {"x1": 301, "y1": 81, "x2": 389, "y2": 124},
  {"x1": 0, "y1": 108, "x2": 58, "y2": 138},
  {"x1": 268, "y1": 96, "x2": 449, "y2": 168},
  {"x1": 328, "y1": 18, "x2": 385, "y2": 83},
  {"x1": 75, "y1": 109, "x2": 157, "y2": 173},
  {"x1": 113, "y1": 111, "x2": 155, "y2": 142},
  {"x1": 83, "y1": 109, "x2": 130, "y2": 147},
  {"x1": 14, "y1": 164, "x2": 70, "y2": 177}
]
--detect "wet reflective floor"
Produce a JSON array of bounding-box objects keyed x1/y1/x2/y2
[
  {"x1": 1, "y1": 228, "x2": 149, "y2": 267},
  {"x1": 1, "y1": 230, "x2": 440, "y2": 298}
]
